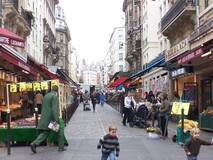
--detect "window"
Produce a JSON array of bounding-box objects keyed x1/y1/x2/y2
[
  {"x1": 119, "y1": 42, "x2": 123, "y2": 49},
  {"x1": 205, "y1": 0, "x2": 209, "y2": 9},
  {"x1": 118, "y1": 29, "x2": 123, "y2": 38},
  {"x1": 60, "y1": 34, "x2": 63, "y2": 43},
  {"x1": 118, "y1": 53, "x2": 123, "y2": 60},
  {"x1": 119, "y1": 65, "x2": 123, "y2": 71}
]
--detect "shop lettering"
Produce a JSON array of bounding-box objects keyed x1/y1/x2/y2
[
  {"x1": 178, "y1": 48, "x2": 203, "y2": 65},
  {"x1": 0, "y1": 36, "x2": 9, "y2": 44},
  {"x1": 171, "y1": 68, "x2": 185, "y2": 77},
  {"x1": 11, "y1": 40, "x2": 25, "y2": 48},
  {"x1": 18, "y1": 62, "x2": 30, "y2": 71},
  {"x1": 166, "y1": 37, "x2": 189, "y2": 61}
]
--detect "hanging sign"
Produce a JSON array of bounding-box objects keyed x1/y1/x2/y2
[
  {"x1": 171, "y1": 102, "x2": 190, "y2": 115},
  {"x1": 33, "y1": 82, "x2": 41, "y2": 91},
  {"x1": 19, "y1": 82, "x2": 26, "y2": 91},
  {"x1": 26, "y1": 83, "x2": 33, "y2": 91},
  {"x1": 41, "y1": 81, "x2": 48, "y2": 90},
  {"x1": 10, "y1": 84, "x2": 17, "y2": 92},
  {"x1": 51, "y1": 80, "x2": 59, "y2": 86}
]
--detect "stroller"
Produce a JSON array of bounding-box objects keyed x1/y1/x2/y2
[
  {"x1": 129, "y1": 103, "x2": 151, "y2": 128},
  {"x1": 83, "y1": 100, "x2": 91, "y2": 111}
]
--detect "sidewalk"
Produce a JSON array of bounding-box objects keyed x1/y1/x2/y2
[{"x1": 0, "y1": 102, "x2": 212, "y2": 160}]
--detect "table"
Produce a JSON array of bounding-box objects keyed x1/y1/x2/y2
[{"x1": 0, "y1": 119, "x2": 68, "y2": 145}]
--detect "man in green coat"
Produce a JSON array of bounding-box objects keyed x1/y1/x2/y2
[{"x1": 30, "y1": 85, "x2": 66, "y2": 153}]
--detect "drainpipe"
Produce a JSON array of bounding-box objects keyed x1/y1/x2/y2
[{"x1": 195, "y1": 0, "x2": 199, "y2": 28}]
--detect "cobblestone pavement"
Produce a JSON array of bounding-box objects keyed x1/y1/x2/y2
[{"x1": 0, "y1": 102, "x2": 213, "y2": 160}]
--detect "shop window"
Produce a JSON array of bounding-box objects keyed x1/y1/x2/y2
[{"x1": 205, "y1": 0, "x2": 209, "y2": 9}]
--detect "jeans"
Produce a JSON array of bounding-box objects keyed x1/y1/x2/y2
[
  {"x1": 187, "y1": 156, "x2": 197, "y2": 160},
  {"x1": 101, "y1": 151, "x2": 116, "y2": 160}
]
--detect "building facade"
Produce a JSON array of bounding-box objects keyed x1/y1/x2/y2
[{"x1": 108, "y1": 27, "x2": 128, "y2": 75}]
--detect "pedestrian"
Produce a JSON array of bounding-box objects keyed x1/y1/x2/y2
[
  {"x1": 159, "y1": 92, "x2": 169, "y2": 139},
  {"x1": 82, "y1": 90, "x2": 91, "y2": 111},
  {"x1": 91, "y1": 90, "x2": 98, "y2": 112},
  {"x1": 122, "y1": 91, "x2": 136, "y2": 126},
  {"x1": 155, "y1": 91, "x2": 162, "y2": 128},
  {"x1": 97, "y1": 124, "x2": 120, "y2": 160},
  {"x1": 34, "y1": 90, "x2": 43, "y2": 114},
  {"x1": 20, "y1": 91, "x2": 29, "y2": 118},
  {"x1": 100, "y1": 91, "x2": 105, "y2": 107},
  {"x1": 184, "y1": 127, "x2": 213, "y2": 160},
  {"x1": 30, "y1": 85, "x2": 67, "y2": 153}
]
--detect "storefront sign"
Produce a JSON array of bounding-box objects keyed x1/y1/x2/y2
[
  {"x1": 189, "y1": 17, "x2": 213, "y2": 42},
  {"x1": 170, "y1": 66, "x2": 193, "y2": 79},
  {"x1": 166, "y1": 37, "x2": 189, "y2": 61},
  {"x1": 178, "y1": 48, "x2": 203, "y2": 65},
  {"x1": 171, "y1": 68, "x2": 185, "y2": 78},
  {"x1": 18, "y1": 62, "x2": 30, "y2": 72}
]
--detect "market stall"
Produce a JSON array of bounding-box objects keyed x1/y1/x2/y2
[
  {"x1": 199, "y1": 106, "x2": 213, "y2": 131},
  {"x1": 2, "y1": 79, "x2": 70, "y2": 155}
]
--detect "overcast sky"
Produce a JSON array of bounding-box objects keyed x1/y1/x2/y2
[{"x1": 59, "y1": 0, "x2": 125, "y2": 64}]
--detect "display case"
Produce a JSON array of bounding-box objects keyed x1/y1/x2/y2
[{"x1": 199, "y1": 106, "x2": 213, "y2": 131}]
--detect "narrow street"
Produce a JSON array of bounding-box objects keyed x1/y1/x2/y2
[{"x1": 0, "y1": 102, "x2": 213, "y2": 160}]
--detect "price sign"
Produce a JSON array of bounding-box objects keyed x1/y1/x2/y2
[
  {"x1": 41, "y1": 81, "x2": 48, "y2": 90},
  {"x1": 19, "y1": 82, "x2": 26, "y2": 91},
  {"x1": 10, "y1": 84, "x2": 17, "y2": 92},
  {"x1": 33, "y1": 82, "x2": 41, "y2": 91},
  {"x1": 51, "y1": 80, "x2": 59, "y2": 86}
]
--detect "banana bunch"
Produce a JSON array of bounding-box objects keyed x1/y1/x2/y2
[
  {"x1": 177, "y1": 119, "x2": 198, "y2": 132},
  {"x1": 146, "y1": 127, "x2": 161, "y2": 133}
]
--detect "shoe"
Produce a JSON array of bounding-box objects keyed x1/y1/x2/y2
[
  {"x1": 122, "y1": 123, "x2": 126, "y2": 126},
  {"x1": 58, "y1": 148, "x2": 67, "y2": 152},
  {"x1": 30, "y1": 143, "x2": 37, "y2": 153}
]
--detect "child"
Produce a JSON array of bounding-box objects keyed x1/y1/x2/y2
[
  {"x1": 97, "y1": 124, "x2": 120, "y2": 160},
  {"x1": 184, "y1": 127, "x2": 213, "y2": 160}
]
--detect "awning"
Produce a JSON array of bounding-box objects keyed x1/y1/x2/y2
[
  {"x1": 116, "y1": 56, "x2": 165, "y2": 90},
  {"x1": 56, "y1": 69, "x2": 78, "y2": 87},
  {"x1": 39, "y1": 65, "x2": 66, "y2": 83},
  {"x1": 0, "y1": 46, "x2": 39, "y2": 76},
  {"x1": 124, "y1": 77, "x2": 142, "y2": 87},
  {"x1": 108, "y1": 77, "x2": 128, "y2": 88},
  {"x1": 0, "y1": 28, "x2": 25, "y2": 48}
]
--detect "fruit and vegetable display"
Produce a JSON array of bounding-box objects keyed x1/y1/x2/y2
[
  {"x1": 177, "y1": 119, "x2": 198, "y2": 132},
  {"x1": 0, "y1": 119, "x2": 36, "y2": 128},
  {"x1": 146, "y1": 127, "x2": 161, "y2": 133},
  {"x1": 0, "y1": 103, "x2": 21, "y2": 112}
]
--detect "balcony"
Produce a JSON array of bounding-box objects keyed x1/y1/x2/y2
[
  {"x1": 3, "y1": 1, "x2": 32, "y2": 37},
  {"x1": 160, "y1": 0, "x2": 195, "y2": 37}
]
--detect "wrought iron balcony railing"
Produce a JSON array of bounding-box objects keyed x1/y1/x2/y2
[{"x1": 161, "y1": 0, "x2": 195, "y2": 32}]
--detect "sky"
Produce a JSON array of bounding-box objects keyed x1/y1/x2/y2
[{"x1": 59, "y1": 0, "x2": 125, "y2": 64}]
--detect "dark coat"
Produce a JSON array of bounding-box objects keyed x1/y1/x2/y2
[{"x1": 37, "y1": 91, "x2": 59, "y2": 130}]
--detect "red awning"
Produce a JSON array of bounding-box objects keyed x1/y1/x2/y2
[
  {"x1": 108, "y1": 77, "x2": 128, "y2": 88},
  {"x1": 39, "y1": 65, "x2": 66, "y2": 84},
  {"x1": 124, "y1": 77, "x2": 142, "y2": 87},
  {"x1": 0, "y1": 46, "x2": 39, "y2": 76},
  {"x1": 0, "y1": 28, "x2": 25, "y2": 48}
]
